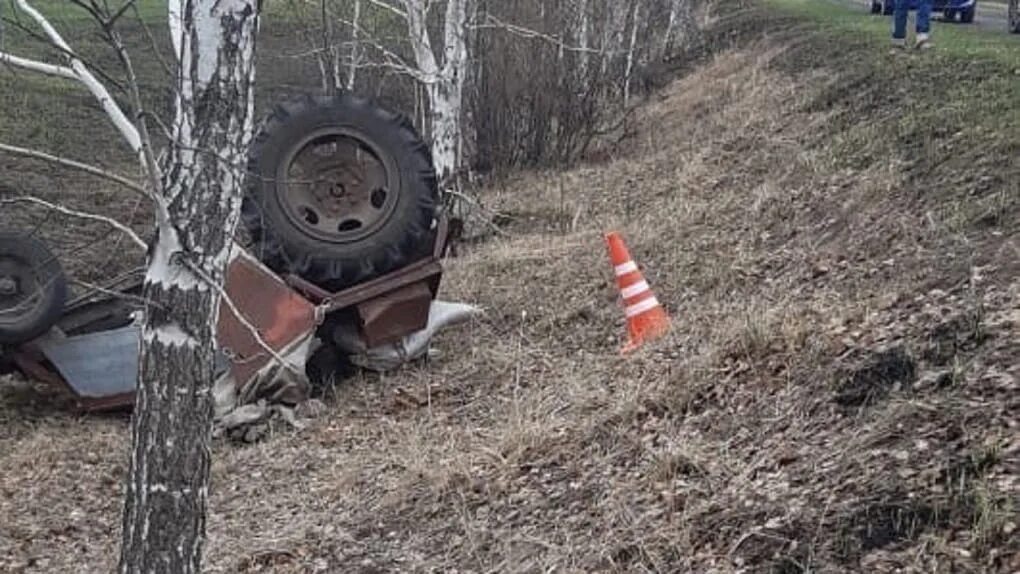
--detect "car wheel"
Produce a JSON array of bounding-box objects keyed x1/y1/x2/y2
[
  {"x1": 871, "y1": 1, "x2": 882, "y2": 14},
  {"x1": 0, "y1": 233, "x2": 67, "y2": 345},
  {"x1": 960, "y1": 5, "x2": 976, "y2": 22},
  {"x1": 883, "y1": 0, "x2": 894, "y2": 15},
  {"x1": 943, "y1": 10, "x2": 956, "y2": 21},
  {"x1": 243, "y1": 93, "x2": 439, "y2": 292}
]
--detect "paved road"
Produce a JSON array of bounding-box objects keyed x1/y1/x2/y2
[{"x1": 842, "y1": 0, "x2": 1013, "y2": 33}]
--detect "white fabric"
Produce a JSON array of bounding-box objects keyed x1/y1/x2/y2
[{"x1": 350, "y1": 300, "x2": 482, "y2": 372}]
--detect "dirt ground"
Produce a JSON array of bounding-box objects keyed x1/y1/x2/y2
[{"x1": 2, "y1": 3, "x2": 1019, "y2": 573}]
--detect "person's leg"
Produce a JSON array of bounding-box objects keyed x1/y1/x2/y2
[
  {"x1": 916, "y1": 0, "x2": 933, "y2": 45},
  {"x1": 893, "y1": 0, "x2": 909, "y2": 45}
]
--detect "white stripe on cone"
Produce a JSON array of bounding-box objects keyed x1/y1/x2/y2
[
  {"x1": 625, "y1": 297, "x2": 660, "y2": 318},
  {"x1": 614, "y1": 261, "x2": 638, "y2": 276},
  {"x1": 620, "y1": 280, "x2": 650, "y2": 299}
]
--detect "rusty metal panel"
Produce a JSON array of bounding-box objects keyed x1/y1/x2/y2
[
  {"x1": 356, "y1": 281, "x2": 433, "y2": 347},
  {"x1": 326, "y1": 259, "x2": 442, "y2": 313},
  {"x1": 217, "y1": 251, "x2": 317, "y2": 390},
  {"x1": 433, "y1": 213, "x2": 450, "y2": 259},
  {"x1": 286, "y1": 213, "x2": 448, "y2": 314},
  {"x1": 10, "y1": 345, "x2": 76, "y2": 394}
]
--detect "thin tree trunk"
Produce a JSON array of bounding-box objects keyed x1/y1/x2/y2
[
  {"x1": 577, "y1": 0, "x2": 590, "y2": 80},
  {"x1": 402, "y1": 0, "x2": 469, "y2": 187},
  {"x1": 623, "y1": 0, "x2": 641, "y2": 106},
  {"x1": 346, "y1": 0, "x2": 362, "y2": 90},
  {"x1": 601, "y1": 0, "x2": 627, "y2": 84},
  {"x1": 118, "y1": 1, "x2": 260, "y2": 572},
  {"x1": 665, "y1": 0, "x2": 698, "y2": 53}
]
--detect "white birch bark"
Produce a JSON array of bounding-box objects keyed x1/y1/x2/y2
[
  {"x1": 623, "y1": 0, "x2": 641, "y2": 106},
  {"x1": 664, "y1": 0, "x2": 678, "y2": 52},
  {"x1": 346, "y1": 0, "x2": 363, "y2": 90},
  {"x1": 402, "y1": 0, "x2": 469, "y2": 187},
  {"x1": 2, "y1": 12, "x2": 262, "y2": 569},
  {"x1": 663, "y1": 0, "x2": 697, "y2": 53},
  {"x1": 118, "y1": 1, "x2": 261, "y2": 572},
  {"x1": 577, "y1": 0, "x2": 590, "y2": 80},
  {"x1": 601, "y1": 0, "x2": 628, "y2": 80}
]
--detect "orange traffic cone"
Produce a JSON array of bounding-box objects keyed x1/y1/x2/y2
[{"x1": 606, "y1": 231, "x2": 670, "y2": 354}]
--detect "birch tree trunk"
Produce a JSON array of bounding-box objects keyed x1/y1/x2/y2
[
  {"x1": 664, "y1": 0, "x2": 680, "y2": 52},
  {"x1": 663, "y1": 0, "x2": 697, "y2": 54},
  {"x1": 577, "y1": 0, "x2": 590, "y2": 81},
  {"x1": 623, "y1": 0, "x2": 641, "y2": 106},
  {"x1": 402, "y1": 0, "x2": 469, "y2": 187},
  {"x1": 601, "y1": 0, "x2": 628, "y2": 83},
  {"x1": 346, "y1": 0, "x2": 362, "y2": 90},
  {"x1": 118, "y1": 1, "x2": 261, "y2": 572}
]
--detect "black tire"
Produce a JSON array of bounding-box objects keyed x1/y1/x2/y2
[
  {"x1": 871, "y1": 1, "x2": 882, "y2": 14},
  {"x1": 244, "y1": 93, "x2": 439, "y2": 291},
  {"x1": 960, "y1": 6, "x2": 975, "y2": 22},
  {"x1": 883, "y1": 0, "x2": 894, "y2": 15},
  {"x1": 943, "y1": 10, "x2": 956, "y2": 22},
  {"x1": 0, "y1": 233, "x2": 67, "y2": 345}
]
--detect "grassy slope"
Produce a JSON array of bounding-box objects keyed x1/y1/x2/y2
[{"x1": 2, "y1": 1, "x2": 1020, "y2": 573}]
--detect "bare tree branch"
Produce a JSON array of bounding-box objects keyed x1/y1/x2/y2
[
  {"x1": 130, "y1": 2, "x2": 174, "y2": 80},
  {"x1": 181, "y1": 255, "x2": 304, "y2": 377},
  {"x1": 72, "y1": 278, "x2": 157, "y2": 309},
  {"x1": 334, "y1": 13, "x2": 436, "y2": 84},
  {"x1": 0, "y1": 14, "x2": 129, "y2": 92},
  {"x1": 0, "y1": 142, "x2": 149, "y2": 197},
  {"x1": 471, "y1": 13, "x2": 616, "y2": 55},
  {"x1": 0, "y1": 50, "x2": 78, "y2": 79},
  {"x1": 10, "y1": 0, "x2": 142, "y2": 152},
  {"x1": 365, "y1": 0, "x2": 407, "y2": 19},
  {"x1": 96, "y1": 2, "x2": 165, "y2": 192},
  {"x1": 0, "y1": 196, "x2": 147, "y2": 250}
]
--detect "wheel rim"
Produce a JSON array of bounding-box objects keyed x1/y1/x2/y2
[
  {"x1": 0, "y1": 253, "x2": 44, "y2": 328},
  {"x1": 275, "y1": 127, "x2": 401, "y2": 244}
]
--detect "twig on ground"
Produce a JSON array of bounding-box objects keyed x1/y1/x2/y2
[{"x1": 445, "y1": 189, "x2": 512, "y2": 238}]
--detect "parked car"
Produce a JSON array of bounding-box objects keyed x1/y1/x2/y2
[{"x1": 871, "y1": 0, "x2": 978, "y2": 23}]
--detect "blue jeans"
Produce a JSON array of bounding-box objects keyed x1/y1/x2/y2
[{"x1": 894, "y1": 0, "x2": 933, "y2": 38}]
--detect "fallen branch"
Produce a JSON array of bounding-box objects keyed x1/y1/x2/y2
[{"x1": 445, "y1": 188, "x2": 512, "y2": 237}]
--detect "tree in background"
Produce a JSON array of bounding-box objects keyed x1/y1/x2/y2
[{"x1": 291, "y1": 0, "x2": 707, "y2": 179}]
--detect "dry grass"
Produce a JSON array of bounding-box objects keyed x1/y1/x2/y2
[{"x1": 3, "y1": 6, "x2": 1020, "y2": 574}]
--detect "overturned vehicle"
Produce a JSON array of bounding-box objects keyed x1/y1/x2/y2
[{"x1": 0, "y1": 94, "x2": 477, "y2": 416}]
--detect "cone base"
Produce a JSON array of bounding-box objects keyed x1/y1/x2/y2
[{"x1": 621, "y1": 308, "x2": 670, "y2": 354}]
